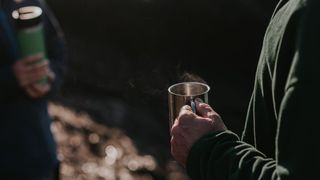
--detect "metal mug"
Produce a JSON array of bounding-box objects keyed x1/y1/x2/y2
[{"x1": 168, "y1": 82, "x2": 210, "y2": 129}]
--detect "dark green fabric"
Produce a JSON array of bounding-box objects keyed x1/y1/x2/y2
[{"x1": 187, "y1": 0, "x2": 320, "y2": 179}]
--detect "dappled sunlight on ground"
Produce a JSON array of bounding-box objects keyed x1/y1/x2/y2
[{"x1": 48, "y1": 103, "x2": 189, "y2": 180}]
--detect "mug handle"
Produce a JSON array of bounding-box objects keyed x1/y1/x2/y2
[{"x1": 190, "y1": 98, "x2": 196, "y2": 113}]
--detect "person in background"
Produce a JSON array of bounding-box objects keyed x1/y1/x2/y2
[
  {"x1": 0, "y1": 0, "x2": 66, "y2": 179},
  {"x1": 170, "y1": 0, "x2": 320, "y2": 179}
]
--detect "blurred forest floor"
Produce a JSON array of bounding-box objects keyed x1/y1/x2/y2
[{"x1": 49, "y1": 102, "x2": 189, "y2": 180}]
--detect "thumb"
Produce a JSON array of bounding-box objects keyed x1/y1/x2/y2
[{"x1": 195, "y1": 98, "x2": 214, "y2": 118}]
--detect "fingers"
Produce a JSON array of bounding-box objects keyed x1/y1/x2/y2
[
  {"x1": 26, "y1": 59, "x2": 49, "y2": 72},
  {"x1": 195, "y1": 98, "x2": 216, "y2": 119},
  {"x1": 28, "y1": 64, "x2": 49, "y2": 81},
  {"x1": 26, "y1": 84, "x2": 51, "y2": 98},
  {"x1": 170, "y1": 122, "x2": 188, "y2": 167},
  {"x1": 47, "y1": 70, "x2": 56, "y2": 82},
  {"x1": 25, "y1": 86, "x2": 38, "y2": 98},
  {"x1": 20, "y1": 53, "x2": 44, "y2": 65},
  {"x1": 19, "y1": 67, "x2": 49, "y2": 87},
  {"x1": 170, "y1": 98, "x2": 227, "y2": 167},
  {"x1": 170, "y1": 105, "x2": 191, "y2": 137},
  {"x1": 14, "y1": 57, "x2": 51, "y2": 87},
  {"x1": 179, "y1": 105, "x2": 193, "y2": 116},
  {"x1": 171, "y1": 118, "x2": 180, "y2": 136},
  {"x1": 178, "y1": 105, "x2": 197, "y2": 124},
  {"x1": 177, "y1": 99, "x2": 218, "y2": 122}
]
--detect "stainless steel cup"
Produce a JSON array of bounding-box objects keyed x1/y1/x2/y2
[{"x1": 168, "y1": 82, "x2": 210, "y2": 129}]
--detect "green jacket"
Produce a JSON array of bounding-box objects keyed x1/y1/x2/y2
[{"x1": 187, "y1": 0, "x2": 320, "y2": 179}]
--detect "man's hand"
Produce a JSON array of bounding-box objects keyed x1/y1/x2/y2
[
  {"x1": 13, "y1": 53, "x2": 55, "y2": 98},
  {"x1": 25, "y1": 83, "x2": 50, "y2": 98},
  {"x1": 25, "y1": 68, "x2": 55, "y2": 98},
  {"x1": 170, "y1": 99, "x2": 227, "y2": 167}
]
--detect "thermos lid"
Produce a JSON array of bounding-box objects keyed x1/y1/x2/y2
[{"x1": 12, "y1": 6, "x2": 43, "y2": 28}]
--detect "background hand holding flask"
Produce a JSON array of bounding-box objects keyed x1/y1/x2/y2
[
  {"x1": 13, "y1": 53, "x2": 55, "y2": 98},
  {"x1": 12, "y1": 5, "x2": 55, "y2": 98}
]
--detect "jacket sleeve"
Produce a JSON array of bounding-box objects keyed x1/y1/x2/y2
[
  {"x1": 0, "y1": 11, "x2": 21, "y2": 99},
  {"x1": 186, "y1": 131, "x2": 277, "y2": 179},
  {"x1": 0, "y1": 64, "x2": 21, "y2": 99},
  {"x1": 186, "y1": 0, "x2": 320, "y2": 179}
]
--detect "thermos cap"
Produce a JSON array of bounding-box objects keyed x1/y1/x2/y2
[{"x1": 12, "y1": 6, "x2": 43, "y2": 29}]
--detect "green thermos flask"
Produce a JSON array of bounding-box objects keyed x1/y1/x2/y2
[{"x1": 12, "y1": 5, "x2": 48, "y2": 84}]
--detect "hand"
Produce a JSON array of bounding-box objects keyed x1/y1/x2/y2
[
  {"x1": 13, "y1": 53, "x2": 55, "y2": 98},
  {"x1": 13, "y1": 53, "x2": 50, "y2": 88},
  {"x1": 25, "y1": 67, "x2": 55, "y2": 98},
  {"x1": 25, "y1": 83, "x2": 51, "y2": 98},
  {"x1": 170, "y1": 99, "x2": 227, "y2": 167}
]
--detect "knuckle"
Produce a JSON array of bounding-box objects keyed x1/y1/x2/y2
[
  {"x1": 170, "y1": 137, "x2": 176, "y2": 146},
  {"x1": 181, "y1": 105, "x2": 192, "y2": 111},
  {"x1": 199, "y1": 103, "x2": 211, "y2": 110},
  {"x1": 210, "y1": 113, "x2": 221, "y2": 120},
  {"x1": 179, "y1": 111, "x2": 194, "y2": 119},
  {"x1": 171, "y1": 125, "x2": 180, "y2": 136},
  {"x1": 178, "y1": 112, "x2": 196, "y2": 126},
  {"x1": 198, "y1": 103, "x2": 207, "y2": 108}
]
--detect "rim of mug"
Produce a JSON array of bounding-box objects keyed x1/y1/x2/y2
[{"x1": 168, "y1": 81, "x2": 210, "y2": 97}]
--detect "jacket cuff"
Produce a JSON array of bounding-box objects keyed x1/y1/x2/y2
[{"x1": 186, "y1": 130, "x2": 239, "y2": 177}]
